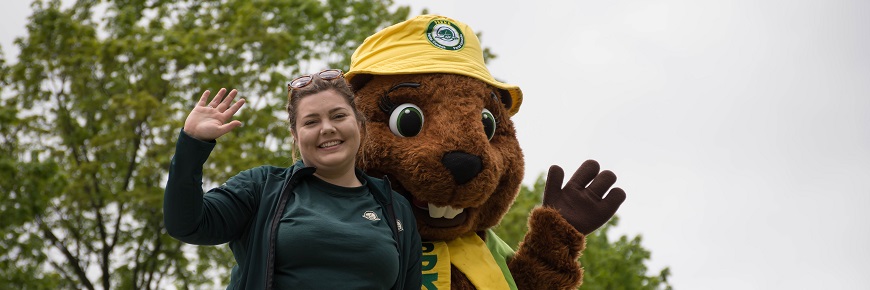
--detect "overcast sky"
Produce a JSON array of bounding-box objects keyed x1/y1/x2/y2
[{"x1": 3, "y1": 0, "x2": 869, "y2": 289}]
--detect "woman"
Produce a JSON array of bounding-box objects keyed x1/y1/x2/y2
[{"x1": 164, "y1": 69, "x2": 422, "y2": 289}]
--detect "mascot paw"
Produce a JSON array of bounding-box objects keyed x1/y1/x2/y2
[{"x1": 542, "y1": 160, "x2": 626, "y2": 235}]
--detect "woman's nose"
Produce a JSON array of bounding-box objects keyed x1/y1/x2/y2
[{"x1": 321, "y1": 123, "x2": 337, "y2": 135}]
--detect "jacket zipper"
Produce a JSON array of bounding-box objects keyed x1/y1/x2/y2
[
  {"x1": 264, "y1": 167, "x2": 310, "y2": 289},
  {"x1": 382, "y1": 176, "x2": 404, "y2": 290}
]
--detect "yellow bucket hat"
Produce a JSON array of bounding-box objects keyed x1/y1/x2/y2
[{"x1": 347, "y1": 15, "x2": 523, "y2": 115}]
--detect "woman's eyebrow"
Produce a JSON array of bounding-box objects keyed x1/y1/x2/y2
[
  {"x1": 302, "y1": 107, "x2": 349, "y2": 119},
  {"x1": 328, "y1": 107, "x2": 350, "y2": 114}
]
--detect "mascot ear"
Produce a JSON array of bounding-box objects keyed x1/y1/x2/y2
[
  {"x1": 496, "y1": 88, "x2": 512, "y2": 111},
  {"x1": 350, "y1": 74, "x2": 373, "y2": 92}
]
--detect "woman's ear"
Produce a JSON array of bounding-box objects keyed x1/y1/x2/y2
[
  {"x1": 289, "y1": 127, "x2": 299, "y2": 146},
  {"x1": 288, "y1": 128, "x2": 301, "y2": 163}
]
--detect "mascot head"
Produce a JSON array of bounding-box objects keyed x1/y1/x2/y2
[{"x1": 348, "y1": 15, "x2": 525, "y2": 241}]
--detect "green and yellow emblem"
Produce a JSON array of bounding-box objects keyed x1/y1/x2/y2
[{"x1": 426, "y1": 19, "x2": 465, "y2": 51}]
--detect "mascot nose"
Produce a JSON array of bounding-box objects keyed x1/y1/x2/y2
[{"x1": 441, "y1": 151, "x2": 483, "y2": 185}]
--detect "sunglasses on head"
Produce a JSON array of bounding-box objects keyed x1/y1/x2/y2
[{"x1": 287, "y1": 69, "x2": 344, "y2": 92}]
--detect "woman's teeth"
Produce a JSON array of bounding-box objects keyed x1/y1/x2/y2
[{"x1": 319, "y1": 140, "x2": 342, "y2": 148}]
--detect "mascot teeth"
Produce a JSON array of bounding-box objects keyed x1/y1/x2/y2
[{"x1": 427, "y1": 203, "x2": 464, "y2": 219}]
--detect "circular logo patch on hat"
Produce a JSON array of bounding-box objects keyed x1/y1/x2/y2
[{"x1": 426, "y1": 19, "x2": 464, "y2": 51}]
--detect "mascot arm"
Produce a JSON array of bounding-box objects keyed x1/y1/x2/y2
[
  {"x1": 509, "y1": 160, "x2": 626, "y2": 290},
  {"x1": 508, "y1": 207, "x2": 585, "y2": 290}
]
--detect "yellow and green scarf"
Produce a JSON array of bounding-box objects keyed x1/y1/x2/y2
[{"x1": 421, "y1": 229, "x2": 517, "y2": 290}]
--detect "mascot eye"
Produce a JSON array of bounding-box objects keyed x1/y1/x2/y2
[
  {"x1": 389, "y1": 104, "x2": 424, "y2": 137},
  {"x1": 482, "y1": 108, "x2": 497, "y2": 140}
]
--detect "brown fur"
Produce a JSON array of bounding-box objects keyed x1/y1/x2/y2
[
  {"x1": 510, "y1": 207, "x2": 586, "y2": 289},
  {"x1": 355, "y1": 73, "x2": 586, "y2": 289},
  {"x1": 450, "y1": 265, "x2": 476, "y2": 290}
]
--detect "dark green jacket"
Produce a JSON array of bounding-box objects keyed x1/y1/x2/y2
[{"x1": 164, "y1": 130, "x2": 422, "y2": 289}]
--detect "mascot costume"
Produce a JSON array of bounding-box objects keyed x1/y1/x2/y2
[{"x1": 346, "y1": 15, "x2": 627, "y2": 289}]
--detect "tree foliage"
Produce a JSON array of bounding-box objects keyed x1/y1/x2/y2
[
  {"x1": 493, "y1": 174, "x2": 673, "y2": 290},
  {"x1": 0, "y1": 0, "x2": 408, "y2": 288}
]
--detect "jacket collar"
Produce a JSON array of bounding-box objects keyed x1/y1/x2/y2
[{"x1": 285, "y1": 161, "x2": 393, "y2": 205}]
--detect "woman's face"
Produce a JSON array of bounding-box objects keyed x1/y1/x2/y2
[{"x1": 293, "y1": 89, "x2": 361, "y2": 175}]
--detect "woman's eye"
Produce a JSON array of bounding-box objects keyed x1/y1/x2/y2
[
  {"x1": 388, "y1": 103, "x2": 424, "y2": 137},
  {"x1": 482, "y1": 108, "x2": 496, "y2": 140}
]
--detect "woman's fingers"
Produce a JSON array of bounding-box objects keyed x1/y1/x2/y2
[
  {"x1": 224, "y1": 98, "x2": 246, "y2": 118},
  {"x1": 218, "y1": 89, "x2": 238, "y2": 109},
  {"x1": 195, "y1": 87, "x2": 244, "y2": 127},
  {"x1": 208, "y1": 88, "x2": 227, "y2": 108},
  {"x1": 198, "y1": 90, "x2": 211, "y2": 107},
  {"x1": 218, "y1": 120, "x2": 243, "y2": 134}
]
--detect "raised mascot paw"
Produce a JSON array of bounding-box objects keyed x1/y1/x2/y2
[{"x1": 542, "y1": 160, "x2": 627, "y2": 235}]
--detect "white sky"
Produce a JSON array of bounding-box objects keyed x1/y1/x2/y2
[{"x1": 4, "y1": 0, "x2": 869, "y2": 289}]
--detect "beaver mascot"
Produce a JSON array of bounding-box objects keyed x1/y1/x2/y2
[{"x1": 346, "y1": 15, "x2": 627, "y2": 290}]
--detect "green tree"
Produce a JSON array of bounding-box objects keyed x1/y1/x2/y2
[
  {"x1": 0, "y1": 0, "x2": 408, "y2": 288},
  {"x1": 1, "y1": 44, "x2": 66, "y2": 289},
  {"x1": 493, "y1": 174, "x2": 673, "y2": 290}
]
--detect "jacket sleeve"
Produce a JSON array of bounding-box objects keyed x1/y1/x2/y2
[
  {"x1": 395, "y1": 193, "x2": 423, "y2": 289},
  {"x1": 163, "y1": 129, "x2": 259, "y2": 245}
]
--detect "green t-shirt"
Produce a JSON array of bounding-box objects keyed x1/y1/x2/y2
[{"x1": 273, "y1": 176, "x2": 399, "y2": 289}]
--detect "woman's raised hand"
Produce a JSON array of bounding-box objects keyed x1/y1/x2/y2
[{"x1": 183, "y1": 88, "x2": 246, "y2": 141}]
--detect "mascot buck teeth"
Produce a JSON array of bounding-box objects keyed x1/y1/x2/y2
[{"x1": 347, "y1": 15, "x2": 627, "y2": 290}]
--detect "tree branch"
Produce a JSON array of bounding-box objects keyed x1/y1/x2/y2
[
  {"x1": 53, "y1": 203, "x2": 96, "y2": 254},
  {"x1": 38, "y1": 217, "x2": 95, "y2": 290},
  {"x1": 82, "y1": 173, "x2": 111, "y2": 290},
  {"x1": 144, "y1": 230, "x2": 163, "y2": 290},
  {"x1": 132, "y1": 233, "x2": 146, "y2": 289},
  {"x1": 112, "y1": 121, "x2": 143, "y2": 250},
  {"x1": 47, "y1": 259, "x2": 75, "y2": 285}
]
